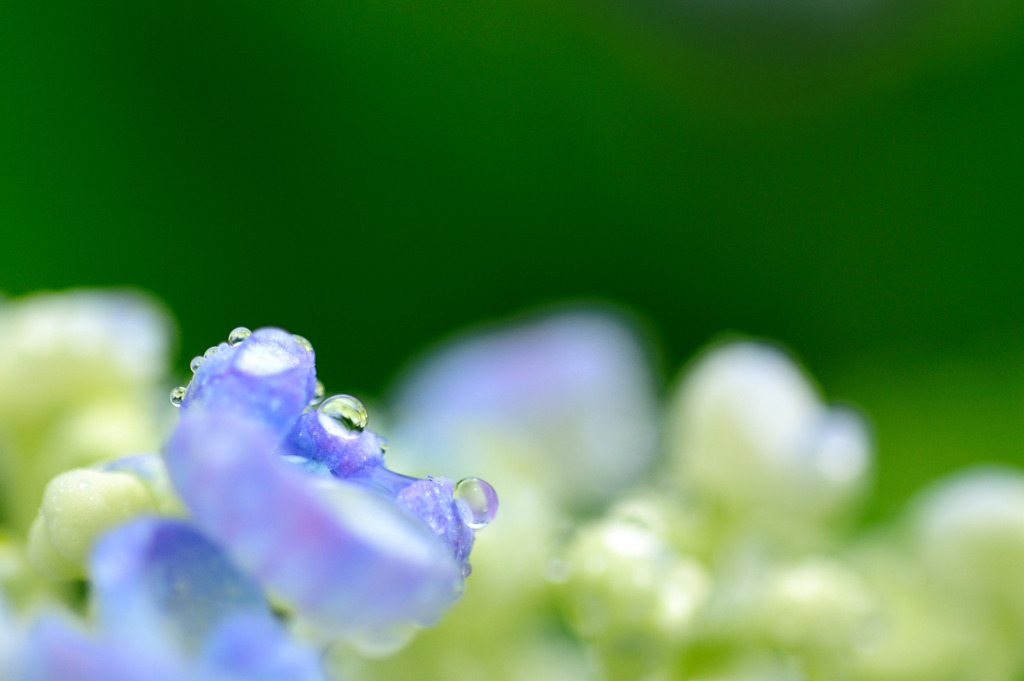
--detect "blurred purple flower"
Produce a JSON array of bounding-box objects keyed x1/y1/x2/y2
[
  {"x1": 21, "y1": 518, "x2": 326, "y2": 681},
  {"x1": 389, "y1": 309, "x2": 659, "y2": 510}
]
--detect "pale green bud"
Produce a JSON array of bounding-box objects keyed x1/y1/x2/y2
[
  {"x1": 27, "y1": 468, "x2": 159, "y2": 579},
  {"x1": 0, "y1": 531, "x2": 61, "y2": 608},
  {"x1": 26, "y1": 515, "x2": 81, "y2": 581}
]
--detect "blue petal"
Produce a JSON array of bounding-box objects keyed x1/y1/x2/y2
[
  {"x1": 23, "y1": 519, "x2": 328, "y2": 681},
  {"x1": 283, "y1": 410, "x2": 385, "y2": 477},
  {"x1": 23, "y1": 615, "x2": 185, "y2": 681},
  {"x1": 91, "y1": 518, "x2": 269, "y2": 653},
  {"x1": 200, "y1": 614, "x2": 328, "y2": 681},
  {"x1": 183, "y1": 328, "x2": 317, "y2": 436},
  {"x1": 280, "y1": 413, "x2": 475, "y2": 565},
  {"x1": 166, "y1": 407, "x2": 464, "y2": 634},
  {"x1": 395, "y1": 478, "x2": 474, "y2": 569}
]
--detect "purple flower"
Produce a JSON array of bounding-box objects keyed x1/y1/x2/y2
[{"x1": 165, "y1": 328, "x2": 494, "y2": 638}]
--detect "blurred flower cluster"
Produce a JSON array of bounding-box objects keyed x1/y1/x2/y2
[
  {"x1": 2, "y1": 289, "x2": 1024, "y2": 681},
  {"x1": 0, "y1": 290, "x2": 496, "y2": 680},
  {"x1": 349, "y1": 310, "x2": 1024, "y2": 681}
]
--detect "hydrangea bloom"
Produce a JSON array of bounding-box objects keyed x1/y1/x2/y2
[
  {"x1": 2, "y1": 312, "x2": 498, "y2": 680},
  {"x1": 165, "y1": 327, "x2": 494, "y2": 642},
  {"x1": 5, "y1": 291, "x2": 1024, "y2": 681}
]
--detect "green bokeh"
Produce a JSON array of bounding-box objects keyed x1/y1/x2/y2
[{"x1": 2, "y1": 0, "x2": 1023, "y2": 519}]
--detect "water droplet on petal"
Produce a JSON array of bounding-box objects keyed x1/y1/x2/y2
[
  {"x1": 189, "y1": 356, "x2": 204, "y2": 372},
  {"x1": 454, "y1": 477, "x2": 498, "y2": 529},
  {"x1": 293, "y1": 335, "x2": 313, "y2": 353},
  {"x1": 204, "y1": 345, "x2": 220, "y2": 359},
  {"x1": 319, "y1": 394, "x2": 367, "y2": 432},
  {"x1": 309, "y1": 380, "x2": 325, "y2": 405},
  {"x1": 228, "y1": 327, "x2": 252, "y2": 345},
  {"x1": 170, "y1": 386, "x2": 188, "y2": 407},
  {"x1": 378, "y1": 436, "x2": 389, "y2": 454}
]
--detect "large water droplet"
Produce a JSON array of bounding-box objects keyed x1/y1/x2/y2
[
  {"x1": 170, "y1": 386, "x2": 188, "y2": 407},
  {"x1": 293, "y1": 335, "x2": 313, "y2": 353},
  {"x1": 454, "y1": 477, "x2": 498, "y2": 529},
  {"x1": 319, "y1": 394, "x2": 367, "y2": 432},
  {"x1": 189, "y1": 356, "x2": 204, "y2": 373},
  {"x1": 228, "y1": 327, "x2": 252, "y2": 345}
]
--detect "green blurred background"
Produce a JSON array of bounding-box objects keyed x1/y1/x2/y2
[{"x1": 2, "y1": 0, "x2": 1023, "y2": 522}]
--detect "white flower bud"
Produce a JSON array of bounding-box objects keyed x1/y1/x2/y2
[
  {"x1": 912, "y1": 466, "x2": 1024, "y2": 604},
  {"x1": 668, "y1": 342, "x2": 871, "y2": 531}
]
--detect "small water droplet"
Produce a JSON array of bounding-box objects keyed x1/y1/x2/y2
[
  {"x1": 170, "y1": 386, "x2": 188, "y2": 407},
  {"x1": 204, "y1": 345, "x2": 220, "y2": 359},
  {"x1": 454, "y1": 477, "x2": 498, "y2": 529},
  {"x1": 318, "y1": 394, "x2": 367, "y2": 432},
  {"x1": 293, "y1": 335, "x2": 313, "y2": 353},
  {"x1": 378, "y1": 436, "x2": 389, "y2": 454},
  {"x1": 189, "y1": 356, "x2": 204, "y2": 372},
  {"x1": 228, "y1": 327, "x2": 252, "y2": 345},
  {"x1": 78, "y1": 480, "x2": 89, "y2": 489}
]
